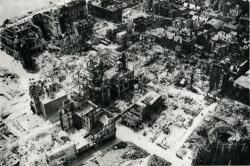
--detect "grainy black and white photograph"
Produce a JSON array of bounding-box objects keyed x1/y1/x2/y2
[{"x1": 0, "y1": 0, "x2": 249, "y2": 165}]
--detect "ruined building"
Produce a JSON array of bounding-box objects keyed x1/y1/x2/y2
[
  {"x1": 0, "y1": 0, "x2": 88, "y2": 69},
  {"x1": 122, "y1": 91, "x2": 162, "y2": 128},
  {"x1": 0, "y1": 0, "x2": 88, "y2": 66},
  {"x1": 154, "y1": 1, "x2": 171, "y2": 17},
  {"x1": 32, "y1": 0, "x2": 88, "y2": 38},
  {"x1": 153, "y1": 0, "x2": 188, "y2": 18},
  {"x1": 29, "y1": 81, "x2": 68, "y2": 120},
  {"x1": 88, "y1": 53, "x2": 134, "y2": 106},
  {"x1": 148, "y1": 27, "x2": 194, "y2": 55},
  {"x1": 192, "y1": 126, "x2": 250, "y2": 165},
  {"x1": 87, "y1": 0, "x2": 141, "y2": 23},
  {"x1": 133, "y1": 16, "x2": 147, "y2": 33},
  {"x1": 233, "y1": 70, "x2": 250, "y2": 105},
  {"x1": 46, "y1": 96, "x2": 116, "y2": 165},
  {"x1": 59, "y1": 100, "x2": 75, "y2": 130},
  {"x1": 59, "y1": 99, "x2": 116, "y2": 150},
  {"x1": 59, "y1": 0, "x2": 87, "y2": 33},
  {"x1": 32, "y1": 12, "x2": 61, "y2": 40},
  {"x1": 73, "y1": 53, "x2": 135, "y2": 106},
  {"x1": 87, "y1": 0, "x2": 123, "y2": 23},
  {"x1": 0, "y1": 22, "x2": 44, "y2": 69},
  {"x1": 46, "y1": 141, "x2": 77, "y2": 166}
]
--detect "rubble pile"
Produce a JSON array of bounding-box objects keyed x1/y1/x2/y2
[
  {"x1": 149, "y1": 154, "x2": 172, "y2": 166},
  {"x1": 121, "y1": 144, "x2": 150, "y2": 160},
  {"x1": 59, "y1": 17, "x2": 95, "y2": 54},
  {"x1": 0, "y1": 0, "x2": 249, "y2": 165},
  {"x1": 126, "y1": 41, "x2": 211, "y2": 93},
  {"x1": 0, "y1": 139, "x2": 48, "y2": 166},
  {"x1": 111, "y1": 141, "x2": 128, "y2": 150},
  {"x1": 0, "y1": 67, "x2": 24, "y2": 117},
  {"x1": 0, "y1": 68, "x2": 20, "y2": 99},
  {"x1": 192, "y1": 126, "x2": 250, "y2": 165},
  {"x1": 179, "y1": 96, "x2": 204, "y2": 117},
  {"x1": 0, "y1": 123, "x2": 18, "y2": 152},
  {"x1": 35, "y1": 51, "x2": 89, "y2": 94},
  {"x1": 166, "y1": 89, "x2": 204, "y2": 119},
  {"x1": 184, "y1": 99, "x2": 250, "y2": 165},
  {"x1": 0, "y1": 69, "x2": 19, "y2": 80},
  {"x1": 0, "y1": 121, "x2": 65, "y2": 166},
  {"x1": 221, "y1": 99, "x2": 250, "y2": 119},
  {"x1": 84, "y1": 142, "x2": 151, "y2": 166}
]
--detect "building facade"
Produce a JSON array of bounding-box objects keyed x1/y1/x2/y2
[{"x1": 122, "y1": 91, "x2": 162, "y2": 128}]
